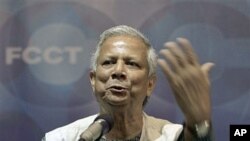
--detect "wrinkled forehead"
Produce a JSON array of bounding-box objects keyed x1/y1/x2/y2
[{"x1": 97, "y1": 36, "x2": 149, "y2": 67}]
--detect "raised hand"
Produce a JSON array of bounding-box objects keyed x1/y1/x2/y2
[{"x1": 157, "y1": 38, "x2": 214, "y2": 125}]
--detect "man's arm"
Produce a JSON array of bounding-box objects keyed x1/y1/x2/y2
[{"x1": 157, "y1": 38, "x2": 214, "y2": 141}]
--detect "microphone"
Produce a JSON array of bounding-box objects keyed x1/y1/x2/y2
[{"x1": 78, "y1": 114, "x2": 114, "y2": 141}]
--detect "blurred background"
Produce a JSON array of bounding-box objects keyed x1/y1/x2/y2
[{"x1": 0, "y1": 0, "x2": 250, "y2": 140}]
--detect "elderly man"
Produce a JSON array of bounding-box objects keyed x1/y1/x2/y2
[{"x1": 43, "y1": 25, "x2": 214, "y2": 141}]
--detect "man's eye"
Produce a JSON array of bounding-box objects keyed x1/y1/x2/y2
[
  {"x1": 127, "y1": 62, "x2": 139, "y2": 67},
  {"x1": 102, "y1": 60, "x2": 114, "y2": 65}
]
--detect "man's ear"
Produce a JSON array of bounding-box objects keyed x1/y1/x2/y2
[
  {"x1": 147, "y1": 75, "x2": 157, "y2": 97},
  {"x1": 89, "y1": 70, "x2": 96, "y2": 91}
]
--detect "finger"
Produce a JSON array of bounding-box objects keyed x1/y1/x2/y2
[
  {"x1": 201, "y1": 62, "x2": 215, "y2": 84},
  {"x1": 201, "y1": 62, "x2": 215, "y2": 74},
  {"x1": 159, "y1": 49, "x2": 179, "y2": 73},
  {"x1": 157, "y1": 59, "x2": 174, "y2": 81},
  {"x1": 164, "y1": 42, "x2": 187, "y2": 67},
  {"x1": 176, "y1": 37, "x2": 199, "y2": 66}
]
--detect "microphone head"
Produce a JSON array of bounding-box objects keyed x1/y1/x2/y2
[
  {"x1": 78, "y1": 114, "x2": 114, "y2": 141},
  {"x1": 94, "y1": 114, "x2": 114, "y2": 134}
]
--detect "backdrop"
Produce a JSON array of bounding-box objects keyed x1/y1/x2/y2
[{"x1": 0, "y1": 0, "x2": 250, "y2": 141}]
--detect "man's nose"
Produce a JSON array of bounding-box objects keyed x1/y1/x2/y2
[{"x1": 111, "y1": 61, "x2": 127, "y2": 80}]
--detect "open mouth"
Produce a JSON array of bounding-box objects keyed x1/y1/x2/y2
[
  {"x1": 108, "y1": 85, "x2": 128, "y2": 93},
  {"x1": 103, "y1": 86, "x2": 129, "y2": 105},
  {"x1": 111, "y1": 86, "x2": 125, "y2": 90}
]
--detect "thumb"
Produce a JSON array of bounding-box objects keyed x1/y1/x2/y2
[{"x1": 201, "y1": 62, "x2": 215, "y2": 74}]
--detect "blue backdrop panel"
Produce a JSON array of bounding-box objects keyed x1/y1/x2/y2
[{"x1": 0, "y1": 0, "x2": 249, "y2": 141}]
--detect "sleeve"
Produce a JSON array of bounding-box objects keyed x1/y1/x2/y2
[
  {"x1": 42, "y1": 127, "x2": 69, "y2": 141},
  {"x1": 154, "y1": 123, "x2": 183, "y2": 141},
  {"x1": 42, "y1": 131, "x2": 64, "y2": 141},
  {"x1": 41, "y1": 137, "x2": 46, "y2": 141}
]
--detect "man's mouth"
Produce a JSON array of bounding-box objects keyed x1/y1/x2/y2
[
  {"x1": 103, "y1": 85, "x2": 129, "y2": 105},
  {"x1": 107, "y1": 85, "x2": 128, "y2": 93}
]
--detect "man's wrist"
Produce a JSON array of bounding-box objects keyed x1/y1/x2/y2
[{"x1": 184, "y1": 120, "x2": 211, "y2": 138}]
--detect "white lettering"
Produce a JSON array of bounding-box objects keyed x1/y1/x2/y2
[
  {"x1": 43, "y1": 47, "x2": 63, "y2": 64},
  {"x1": 234, "y1": 129, "x2": 247, "y2": 136},
  {"x1": 64, "y1": 47, "x2": 82, "y2": 64},
  {"x1": 22, "y1": 47, "x2": 41, "y2": 64},
  {"x1": 5, "y1": 46, "x2": 82, "y2": 65},
  {"x1": 234, "y1": 129, "x2": 241, "y2": 136},
  {"x1": 241, "y1": 129, "x2": 247, "y2": 136},
  {"x1": 5, "y1": 47, "x2": 22, "y2": 65}
]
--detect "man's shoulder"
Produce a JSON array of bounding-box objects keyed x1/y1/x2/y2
[
  {"x1": 142, "y1": 113, "x2": 183, "y2": 141},
  {"x1": 143, "y1": 113, "x2": 173, "y2": 128},
  {"x1": 44, "y1": 114, "x2": 98, "y2": 141}
]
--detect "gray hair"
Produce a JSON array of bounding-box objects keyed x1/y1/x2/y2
[{"x1": 91, "y1": 25, "x2": 157, "y2": 77}]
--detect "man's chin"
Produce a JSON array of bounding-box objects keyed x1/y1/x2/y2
[
  {"x1": 106, "y1": 100, "x2": 128, "y2": 106},
  {"x1": 102, "y1": 93, "x2": 129, "y2": 106}
]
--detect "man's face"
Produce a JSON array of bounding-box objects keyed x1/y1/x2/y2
[{"x1": 90, "y1": 35, "x2": 155, "y2": 110}]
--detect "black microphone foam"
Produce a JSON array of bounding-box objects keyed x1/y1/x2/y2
[
  {"x1": 94, "y1": 114, "x2": 114, "y2": 135},
  {"x1": 79, "y1": 114, "x2": 114, "y2": 141}
]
